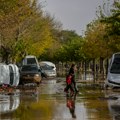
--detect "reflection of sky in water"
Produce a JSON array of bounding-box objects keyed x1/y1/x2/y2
[
  {"x1": 106, "y1": 91, "x2": 120, "y2": 120},
  {"x1": 39, "y1": 79, "x2": 112, "y2": 120},
  {"x1": 0, "y1": 92, "x2": 20, "y2": 114},
  {"x1": 40, "y1": 80, "x2": 57, "y2": 94},
  {"x1": 53, "y1": 102, "x2": 87, "y2": 120},
  {"x1": 0, "y1": 79, "x2": 119, "y2": 120}
]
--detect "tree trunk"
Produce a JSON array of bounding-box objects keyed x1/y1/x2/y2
[
  {"x1": 92, "y1": 59, "x2": 95, "y2": 83},
  {"x1": 100, "y1": 57, "x2": 104, "y2": 80}
]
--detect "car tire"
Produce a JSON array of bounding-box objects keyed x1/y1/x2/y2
[{"x1": 36, "y1": 82, "x2": 40, "y2": 87}]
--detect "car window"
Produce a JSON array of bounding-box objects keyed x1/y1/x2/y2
[
  {"x1": 110, "y1": 56, "x2": 120, "y2": 73},
  {"x1": 41, "y1": 65, "x2": 54, "y2": 70}
]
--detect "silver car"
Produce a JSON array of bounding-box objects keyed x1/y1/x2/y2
[{"x1": 40, "y1": 61, "x2": 56, "y2": 77}]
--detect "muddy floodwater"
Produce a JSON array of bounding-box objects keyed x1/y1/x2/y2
[{"x1": 0, "y1": 78, "x2": 120, "y2": 120}]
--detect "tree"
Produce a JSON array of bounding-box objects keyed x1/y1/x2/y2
[
  {"x1": 97, "y1": 1, "x2": 120, "y2": 55},
  {"x1": 52, "y1": 30, "x2": 84, "y2": 62},
  {"x1": 84, "y1": 20, "x2": 109, "y2": 60},
  {"x1": 0, "y1": 0, "x2": 60, "y2": 63},
  {"x1": 98, "y1": 1, "x2": 120, "y2": 36}
]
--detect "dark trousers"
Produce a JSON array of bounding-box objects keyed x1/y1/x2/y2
[
  {"x1": 65, "y1": 83, "x2": 74, "y2": 92},
  {"x1": 72, "y1": 76, "x2": 78, "y2": 92}
]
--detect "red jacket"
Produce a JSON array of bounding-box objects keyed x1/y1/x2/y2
[{"x1": 66, "y1": 75, "x2": 72, "y2": 84}]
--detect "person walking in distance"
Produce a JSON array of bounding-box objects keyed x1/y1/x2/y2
[
  {"x1": 69, "y1": 64, "x2": 78, "y2": 93},
  {"x1": 64, "y1": 73, "x2": 74, "y2": 96}
]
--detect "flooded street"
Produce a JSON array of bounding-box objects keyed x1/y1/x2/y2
[{"x1": 0, "y1": 78, "x2": 120, "y2": 120}]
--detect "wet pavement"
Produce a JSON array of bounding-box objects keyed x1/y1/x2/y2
[{"x1": 0, "y1": 77, "x2": 120, "y2": 120}]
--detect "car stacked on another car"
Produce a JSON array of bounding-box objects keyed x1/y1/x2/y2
[
  {"x1": 39, "y1": 61, "x2": 57, "y2": 78},
  {"x1": 20, "y1": 64, "x2": 42, "y2": 85}
]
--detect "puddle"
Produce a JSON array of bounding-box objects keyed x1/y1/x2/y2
[{"x1": 0, "y1": 78, "x2": 120, "y2": 120}]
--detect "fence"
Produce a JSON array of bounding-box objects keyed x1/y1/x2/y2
[{"x1": 55, "y1": 59, "x2": 108, "y2": 82}]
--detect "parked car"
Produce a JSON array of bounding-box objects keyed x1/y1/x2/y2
[
  {"x1": 39, "y1": 61, "x2": 56, "y2": 77},
  {"x1": 39, "y1": 66, "x2": 47, "y2": 78},
  {"x1": 105, "y1": 52, "x2": 120, "y2": 89},
  {"x1": 0, "y1": 63, "x2": 19, "y2": 87},
  {"x1": 20, "y1": 65, "x2": 42, "y2": 85}
]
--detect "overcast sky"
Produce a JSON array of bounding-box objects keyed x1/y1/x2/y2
[{"x1": 40, "y1": 0, "x2": 111, "y2": 35}]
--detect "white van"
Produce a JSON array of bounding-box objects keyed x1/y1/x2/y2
[
  {"x1": 22, "y1": 55, "x2": 39, "y2": 67},
  {"x1": 105, "y1": 52, "x2": 120, "y2": 88}
]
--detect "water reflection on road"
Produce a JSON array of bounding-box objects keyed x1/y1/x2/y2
[
  {"x1": 105, "y1": 90, "x2": 120, "y2": 120},
  {"x1": 0, "y1": 90, "x2": 20, "y2": 119},
  {"x1": 0, "y1": 78, "x2": 120, "y2": 120}
]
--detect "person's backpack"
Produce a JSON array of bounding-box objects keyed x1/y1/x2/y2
[{"x1": 66, "y1": 75, "x2": 72, "y2": 84}]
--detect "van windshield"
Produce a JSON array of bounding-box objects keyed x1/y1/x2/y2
[
  {"x1": 110, "y1": 55, "x2": 120, "y2": 73},
  {"x1": 21, "y1": 65, "x2": 38, "y2": 71}
]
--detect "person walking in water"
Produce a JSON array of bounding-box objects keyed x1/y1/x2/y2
[
  {"x1": 69, "y1": 63, "x2": 78, "y2": 93},
  {"x1": 64, "y1": 73, "x2": 74, "y2": 96}
]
